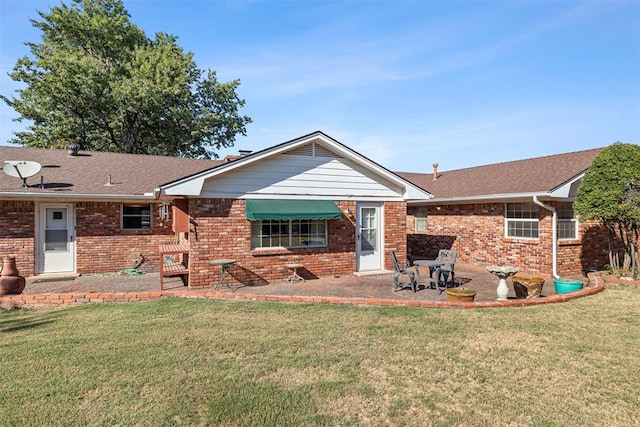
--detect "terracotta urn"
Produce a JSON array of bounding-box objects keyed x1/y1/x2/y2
[
  {"x1": 445, "y1": 287, "x2": 477, "y2": 303},
  {"x1": 0, "y1": 256, "x2": 26, "y2": 296}
]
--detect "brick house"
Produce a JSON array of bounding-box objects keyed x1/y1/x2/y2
[
  {"x1": 397, "y1": 147, "x2": 608, "y2": 277},
  {"x1": 0, "y1": 131, "x2": 430, "y2": 287}
]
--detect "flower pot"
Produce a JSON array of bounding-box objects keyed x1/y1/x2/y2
[
  {"x1": 445, "y1": 287, "x2": 476, "y2": 303},
  {"x1": 0, "y1": 256, "x2": 26, "y2": 296},
  {"x1": 512, "y1": 274, "x2": 545, "y2": 299},
  {"x1": 553, "y1": 278, "x2": 584, "y2": 294}
]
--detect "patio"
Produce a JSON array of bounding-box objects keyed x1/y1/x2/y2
[
  {"x1": 24, "y1": 263, "x2": 559, "y2": 303},
  {"x1": 2, "y1": 261, "x2": 607, "y2": 310}
]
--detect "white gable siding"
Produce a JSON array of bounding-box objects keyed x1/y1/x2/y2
[
  {"x1": 199, "y1": 153, "x2": 404, "y2": 200},
  {"x1": 550, "y1": 176, "x2": 583, "y2": 198}
]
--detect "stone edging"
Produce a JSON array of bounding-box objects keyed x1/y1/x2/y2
[
  {"x1": 589, "y1": 271, "x2": 640, "y2": 287},
  {"x1": 1, "y1": 279, "x2": 606, "y2": 310}
]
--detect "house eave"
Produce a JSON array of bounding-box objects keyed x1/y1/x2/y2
[
  {"x1": 408, "y1": 191, "x2": 566, "y2": 205},
  {"x1": 0, "y1": 192, "x2": 158, "y2": 202}
]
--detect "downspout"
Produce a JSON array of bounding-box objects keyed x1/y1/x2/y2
[{"x1": 533, "y1": 196, "x2": 559, "y2": 279}]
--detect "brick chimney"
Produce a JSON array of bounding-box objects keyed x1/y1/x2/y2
[{"x1": 433, "y1": 163, "x2": 439, "y2": 181}]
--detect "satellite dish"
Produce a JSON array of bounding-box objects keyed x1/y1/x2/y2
[{"x1": 3, "y1": 161, "x2": 42, "y2": 188}]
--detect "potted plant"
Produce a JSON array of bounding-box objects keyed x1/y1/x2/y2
[{"x1": 445, "y1": 287, "x2": 476, "y2": 302}]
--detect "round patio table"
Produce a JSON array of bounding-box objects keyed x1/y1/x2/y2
[
  {"x1": 285, "y1": 263, "x2": 305, "y2": 283},
  {"x1": 412, "y1": 259, "x2": 444, "y2": 290},
  {"x1": 208, "y1": 259, "x2": 237, "y2": 290}
]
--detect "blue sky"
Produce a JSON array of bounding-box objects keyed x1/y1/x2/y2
[{"x1": 1, "y1": 0, "x2": 638, "y2": 173}]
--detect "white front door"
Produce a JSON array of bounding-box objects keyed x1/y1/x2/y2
[
  {"x1": 38, "y1": 203, "x2": 75, "y2": 274},
  {"x1": 356, "y1": 203, "x2": 382, "y2": 271}
]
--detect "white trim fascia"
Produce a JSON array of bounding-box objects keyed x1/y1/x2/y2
[
  {"x1": 160, "y1": 132, "x2": 433, "y2": 200},
  {"x1": 408, "y1": 192, "x2": 551, "y2": 205},
  {"x1": 0, "y1": 192, "x2": 157, "y2": 202},
  {"x1": 236, "y1": 193, "x2": 406, "y2": 202},
  {"x1": 408, "y1": 190, "x2": 587, "y2": 206}
]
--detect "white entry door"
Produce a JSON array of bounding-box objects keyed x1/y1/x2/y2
[
  {"x1": 38, "y1": 203, "x2": 75, "y2": 274},
  {"x1": 356, "y1": 203, "x2": 382, "y2": 271}
]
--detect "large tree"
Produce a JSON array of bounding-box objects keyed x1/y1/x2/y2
[
  {"x1": 1, "y1": 0, "x2": 251, "y2": 158},
  {"x1": 574, "y1": 142, "x2": 640, "y2": 277}
]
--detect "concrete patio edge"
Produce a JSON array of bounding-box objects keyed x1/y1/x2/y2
[{"x1": 1, "y1": 279, "x2": 606, "y2": 310}]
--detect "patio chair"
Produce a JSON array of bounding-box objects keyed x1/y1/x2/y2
[
  {"x1": 392, "y1": 251, "x2": 417, "y2": 292},
  {"x1": 413, "y1": 249, "x2": 457, "y2": 293},
  {"x1": 435, "y1": 249, "x2": 457, "y2": 293}
]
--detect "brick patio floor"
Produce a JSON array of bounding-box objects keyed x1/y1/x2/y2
[
  {"x1": 1, "y1": 262, "x2": 605, "y2": 310},
  {"x1": 24, "y1": 263, "x2": 559, "y2": 303}
]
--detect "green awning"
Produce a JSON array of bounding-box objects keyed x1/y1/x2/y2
[{"x1": 245, "y1": 199, "x2": 343, "y2": 221}]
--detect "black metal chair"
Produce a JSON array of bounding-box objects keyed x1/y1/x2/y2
[
  {"x1": 434, "y1": 249, "x2": 457, "y2": 293},
  {"x1": 392, "y1": 251, "x2": 417, "y2": 292}
]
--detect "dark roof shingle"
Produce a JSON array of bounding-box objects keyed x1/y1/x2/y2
[
  {"x1": 0, "y1": 144, "x2": 606, "y2": 201},
  {"x1": 396, "y1": 147, "x2": 604, "y2": 199},
  {"x1": 0, "y1": 146, "x2": 223, "y2": 197}
]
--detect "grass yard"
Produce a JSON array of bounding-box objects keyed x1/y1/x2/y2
[{"x1": 1, "y1": 285, "x2": 639, "y2": 426}]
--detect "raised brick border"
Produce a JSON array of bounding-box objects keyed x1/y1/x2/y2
[{"x1": 1, "y1": 279, "x2": 605, "y2": 310}]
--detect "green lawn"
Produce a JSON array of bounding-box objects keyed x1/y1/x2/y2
[{"x1": 1, "y1": 285, "x2": 639, "y2": 426}]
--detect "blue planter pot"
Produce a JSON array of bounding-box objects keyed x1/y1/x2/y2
[{"x1": 554, "y1": 278, "x2": 584, "y2": 294}]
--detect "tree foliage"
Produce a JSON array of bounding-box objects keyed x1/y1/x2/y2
[
  {"x1": 574, "y1": 142, "x2": 640, "y2": 276},
  {"x1": 1, "y1": 0, "x2": 251, "y2": 158}
]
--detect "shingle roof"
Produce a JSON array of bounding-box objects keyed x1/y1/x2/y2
[
  {"x1": 0, "y1": 144, "x2": 606, "y2": 201},
  {"x1": 0, "y1": 146, "x2": 223, "y2": 198},
  {"x1": 395, "y1": 147, "x2": 604, "y2": 200}
]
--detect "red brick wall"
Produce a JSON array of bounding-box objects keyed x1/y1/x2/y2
[
  {"x1": 75, "y1": 202, "x2": 178, "y2": 274},
  {"x1": 187, "y1": 199, "x2": 406, "y2": 288},
  {"x1": 0, "y1": 201, "x2": 35, "y2": 276},
  {"x1": 384, "y1": 201, "x2": 407, "y2": 270},
  {"x1": 569, "y1": 220, "x2": 612, "y2": 272},
  {"x1": 0, "y1": 198, "x2": 611, "y2": 280},
  {"x1": 407, "y1": 202, "x2": 608, "y2": 277}
]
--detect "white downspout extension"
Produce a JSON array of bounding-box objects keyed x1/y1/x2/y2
[{"x1": 533, "y1": 196, "x2": 559, "y2": 279}]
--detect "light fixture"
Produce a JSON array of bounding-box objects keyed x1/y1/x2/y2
[{"x1": 158, "y1": 202, "x2": 170, "y2": 221}]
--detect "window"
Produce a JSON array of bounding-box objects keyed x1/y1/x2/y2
[
  {"x1": 415, "y1": 209, "x2": 427, "y2": 233},
  {"x1": 251, "y1": 219, "x2": 327, "y2": 249},
  {"x1": 557, "y1": 202, "x2": 578, "y2": 240},
  {"x1": 122, "y1": 204, "x2": 152, "y2": 230},
  {"x1": 505, "y1": 202, "x2": 539, "y2": 238}
]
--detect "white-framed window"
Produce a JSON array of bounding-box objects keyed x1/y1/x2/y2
[
  {"x1": 122, "y1": 204, "x2": 152, "y2": 230},
  {"x1": 250, "y1": 219, "x2": 328, "y2": 249},
  {"x1": 415, "y1": 209, "x2": 428, "y2": 233},
  {"x1": 557, "y1": 202, "x2": 578, "y2": 240},
  {"x1": 505, "y1": 202, "x2": 539, "y2": 238}
]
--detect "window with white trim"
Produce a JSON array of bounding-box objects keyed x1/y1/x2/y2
[
  {"x1": 250, "y1": 219, "x2": 328, "y2": 249},
  {"x1": 557, "y1": 202, "x2": 578, "y2": 240},
  {"x1": 415, "y1": 209, "x2": 427, "y2": 233},
  {"x1": 122, "y1": 204, "x2": 152, "y2": 230},
  {"x1": 505, "y1": 202, "x2": 539, "y2": 238}
]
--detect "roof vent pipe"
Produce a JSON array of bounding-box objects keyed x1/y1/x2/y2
[
  {"x1": 67, "y1": 143, "x2": 80, "y2": 156},
  {"x1": 533, "y1": 196, "x2": 559, "y2": 279},
  {"x1": 432, "y1": 163, "x2": 439, "y2": 181}
]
